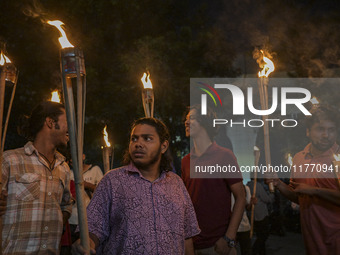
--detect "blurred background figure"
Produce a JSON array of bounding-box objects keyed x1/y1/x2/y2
[{"x1": 247, "y1": 179, "x2": 274, "y2": 255}]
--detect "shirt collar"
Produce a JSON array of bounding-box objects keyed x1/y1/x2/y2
[
  {"x1": 125, "y1": 163, "x2": 167, "y2": 182},
  {"x1": 24, "y1": 141, "x2": 66, "y2": 164},
  {"x1": 302, "y1": 142, "x2": 339, "y2": 159},
  {"x1": 191, "y1": 141, "x2": 217, "y2": 158}
]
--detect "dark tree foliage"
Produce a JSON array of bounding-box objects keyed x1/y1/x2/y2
[{"x1": 1, "y1": 0, "x2": 340, "y2": 168}]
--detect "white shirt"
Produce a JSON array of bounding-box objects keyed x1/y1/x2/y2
[{"x1": 69, "y1": 165, "x2": 104, "y2": 225}]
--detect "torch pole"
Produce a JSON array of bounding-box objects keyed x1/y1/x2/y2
[
  {"x1": 332, "y1": 161, "x2": 340, "y2": 189},
  {"x1": 1, "y1": 71, "x2": 18, "y2": 152},
  {"x1": 250, "y1": 149, "x2": 260, "y2": 238},
  {"x1": 259, "y1": 77, "x2": 274, "y2": 192},
  {"x1": 60, "y1": 48, "x2": 90, "y2": 252},
  {"x1": 102, "y1": 147, "x2": 110, "y2": 173},
  {"x1": 0, "y1": 66, "x2": 6, "y2": 254},
  {"x1": 110, "y1": 145, "x2": 114, "y2": 170}
]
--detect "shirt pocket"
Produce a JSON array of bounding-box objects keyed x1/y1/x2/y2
[
  {"x1": 15, "y1": 173, "x2": 41, "y2": 201},
  {"x1": 53, "y1": 175, "x2": 66, "y2": 203}
]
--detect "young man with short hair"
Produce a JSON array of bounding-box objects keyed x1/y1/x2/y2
[
  {"x1": 270, "y1": 106, "x2": 340, "y2": 255},
  {"x1": 182, "y1": 105, "x2": 245, "y2": 255}
]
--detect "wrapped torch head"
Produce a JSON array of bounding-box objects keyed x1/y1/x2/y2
[
  {"x1": 60, "y1": 47, "x2": 86, "y2": 78},
  {"x1": 142, "y1": 88, "x2": 154, "y2": 118}
]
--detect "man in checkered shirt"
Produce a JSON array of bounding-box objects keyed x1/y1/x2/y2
[{"x1": 0, "y1": 101, "x2": 74, "y2": 254}]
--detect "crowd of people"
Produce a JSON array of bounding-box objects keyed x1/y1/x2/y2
[{"x1": 0, "y1": 101, "x2": 339, "y2": 255}]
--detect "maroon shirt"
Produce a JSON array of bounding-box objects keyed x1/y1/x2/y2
[{"x1": 181, "y1": 142, "x2": 243, "y2": 249}]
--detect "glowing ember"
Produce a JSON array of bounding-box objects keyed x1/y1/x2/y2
[
  {"x1": 50, "y1": 90, "x2": 61, "y2": 103},
  {"x1": 254, "y1": 146, "x2": 260, "y2": 151},
  {"x1": 0, "y1": 52, "x2": 12, "y2": 66},
  {"x1": 103, "y1": 126, "x2": 111, "y2": 147},
  {"x1": 141, "y1": 72, "x2": 153, "y2": 89},
  {"x1": 258, "y1": 50, "x2": 275, "y2": 78},
  {"x1": 287, "y1": 153, "x2": 293, "y2": 166},
  {"x1": 47, "y1": 20, "x2": 74, "y2": 49},
  {"x1": 310, "y1": 97, "x2": 319, "y2": 105},
  {"x1": 333, "y1": 154, "x2": 340, "y2": 161}
]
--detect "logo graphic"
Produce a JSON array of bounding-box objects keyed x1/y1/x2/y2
[{"x1": 198, "y1": 82, "x2": 222, "y2": 115}]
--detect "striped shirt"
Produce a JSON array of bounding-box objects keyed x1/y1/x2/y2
[{"x1": 1, "y1": 142, "x2": 73, "y2": 254}]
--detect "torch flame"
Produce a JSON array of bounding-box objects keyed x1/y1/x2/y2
[
  {"x1": 141, "y1": 72, "x2": 153, "y2": 89},
  {"x1": 333, "y1": 154, "x2": 340, "y2": 161},
  {"x1": 51, "y1": 90, "x2": 61, "y2": 103},
  {"x1": 287, "y1": 153, "x2": 293, "y2": 166},
  {"x1": 47, "y1": 20, "x2": 74, "y2": 49},
  {"x1": 258, "y1": 50, "x2": 275, "y2": 78},
  {"x1": 310, "y1": 97, "x2": 319, "y2": 105},
  {"x1": 0, "y1": 52, "x2": 12, "y2": 66},
  {"x1": 254, "y1": 146, "x2": 260, "y2": 151},
  {"x1": 103, "y1": 125, "x2": 111, "y2": 147}
]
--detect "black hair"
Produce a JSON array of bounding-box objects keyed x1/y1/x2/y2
[
  {"x1": 305, "y1": 105, "x2": 339, "y2": 130},
  {"x1": 18, "y1": 101, "x2": 65, "y2": 141},
  {"x1": 123, "y1": 117, "x2": 173, "y2": 172}
]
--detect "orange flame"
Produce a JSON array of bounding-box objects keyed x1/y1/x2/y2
[
  {"x1": 47, "y1": 20, "x2": 74, "y2": 49},
  {"x1": 50, "y1": 90, "x2": 61, "y2": 103},
  {"x1": 103, "y1": 126, "x2": 111, "y2": 147},
  {"x1": 333, "y1": 154, "x2": 340, "y2": 161},
  {"x1": 141, "y1": 72, "x2": 153, "y2": 89},
  {"x1": 258, "y1": 50, "x2": 275, "y2": 78},
  {"x1": 0, "y1": 52, "x2": 12, "y2": 66},
  {"x1": 287, "y1": 153, "x2": 293, "y2": 166},
  {"x1": 310, "y1": 97, "x2": 319, "y2": 105}
]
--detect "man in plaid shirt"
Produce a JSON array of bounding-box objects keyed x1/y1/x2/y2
[{"x1": 0, "y1": 101, "x2": 74, "y2": 254}]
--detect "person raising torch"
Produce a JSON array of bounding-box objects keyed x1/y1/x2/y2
[{"x1": 267, "y1": 105, "x2": 340, "y2": 255}]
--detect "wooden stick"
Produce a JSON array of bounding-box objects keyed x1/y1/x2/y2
[
  {"x1": 102, "y1": 146, "x2": 110, "y2": 173},
  {"x1": 250, "y1": 148, "x2": 260, "y2": 238},
  {"x1": 1, "y1": 71, "x2": 18, "y2": 152},
  {"x1": 259, "y1": 77, "x2": 274, "y2": 192},
  {"x1": 0, "y1": 65, "x2": 6, "y2": 254}
]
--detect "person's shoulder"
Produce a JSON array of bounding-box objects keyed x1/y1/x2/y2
[
  {"x1": 105, "y1": 166, "x2": 129, "y2": 179},
  {"x1": 3, "y1": 147, "x2": 25, "y2": 162},
  {"x1": 212, "y1": 143, "x2": 235, "y2": 155},
  {"x1": 181, "y1": 153, "x2": 191, "y2": 162},
  {"x1": 165, "y1": 171, "x2": 182, "y2": 180},
  {"x1": 90, "y1": 165, "x2": 103, "y2": 173}
]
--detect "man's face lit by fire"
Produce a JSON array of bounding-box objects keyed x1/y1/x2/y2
[{"x1": 307, "y1": 119, "x2": 337, "y2": 152}]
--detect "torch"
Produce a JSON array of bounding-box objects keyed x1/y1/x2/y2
[
  {"x1": 250, "y1": 146, "x2": 260, "y2": 238},
  {"x1": 47, "y1": 20, "x2": 90, "y2": 252},
  {"x1": 102, "y1": 125, "x2": 113, "y2": 173},
  {"x1": 257, "y1": 50, "x2": 275, "y2": 192},
  {"x1": 0, "y1": 51, "x2": 18, "y2": 254},
  {"x1": 141, "y1": 72, "x2": 154, "y2": 118},
  {"x1": 0, "y1": 52, "x2": 18, "y2": 152},
  {"x1": 332, "y1": 154, "x2": 340, "y2": 188}
]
